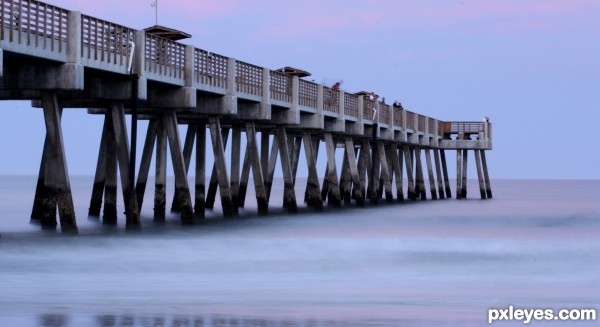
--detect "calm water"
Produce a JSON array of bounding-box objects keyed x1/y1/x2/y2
[{"x1": 0, "y1": 176, "x2": 599, "y2": 326}]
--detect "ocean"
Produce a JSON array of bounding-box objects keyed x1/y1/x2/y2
[{"x1": 0, "y1": 176, "x2": 598, "y2": 326}]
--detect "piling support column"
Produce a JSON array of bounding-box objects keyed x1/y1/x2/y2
[
  {"x1": 154, "y1": 119, "x2": 167, "y2": 221},
  {"x1": 456, "y1": 147, "x2": 463, "y2": 199},
  {"x1": 403, "y1": 146, "x2": 416, "y2": 200},
  {"x1": 208, "y1": 117, "x2": 236, "y2": 217},
  {"x1": 388, "y1": 144, "x2": 404, "y2": 201},
  {"x1": 324, "y1": 133, "x2": 342, "y2": 207},
  {"x1": 461, "y1": 149, "x2": 468, "y2": 199},
  {"x1": 377, "y1": 141, "x2": 393, "y2": 202},
  {"x1": 245, "y1": 122, "x2": 268, "y2": 215},
  {"x1": 206, "y1": 128, "x2": 229, "y2": 209},
  {"x1": 276, "y1": 126, "x2": 298, "y2": 212},
  {"x1": 109, "y1": 103, "x2": 140, "y2": 227},
  {"x1": 474, "y1": 149, "x2": 487, "y2": 199},
  {"x1": 40, "y1": 92, "x2": 77, "y2": 232},
  {"x1": 88, "y1": 119, "x2": 108, "y2": 217},
  {"x1": 164, "y1": 111, "x2": 195, "y2": 223},
  {"x1": 425, "y1": 149, "x2": 438, "y2": 200},
  {"x1": 344, "y1": 137, "x2": 364, "y2": 206},
  {"x1": 230, "y1": 125, "x2": 242, "y2": 210},
  {"x1": 414, "y1": 147, "x2": 427, "y2": 200},
  {"x1": 440, "y1": 149, "x2": 452, "y2": 198},
  {"x1": 135, "y1": 120, "x2": 158, "y2": 212},
  {"x1": 194, "y1": 122, "x2": 207, "y2": 217},
  {"x1": 303, "y1": 132, "x2": 323, "y2": 209},
  {"x1": 481, "y1": 150, "x2": 493, "y2": 198},
  {"x1": 433, "y1": 149, "x2": 446, "y2": 199}
]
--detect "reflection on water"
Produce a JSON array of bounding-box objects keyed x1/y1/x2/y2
[{"x1": 35, "y1": 314, "x2": 410, "y2": 327}]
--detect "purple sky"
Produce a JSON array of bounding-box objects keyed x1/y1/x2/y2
[{"x1": 1, "y1": 0, "x2": 599, "y2": 179}]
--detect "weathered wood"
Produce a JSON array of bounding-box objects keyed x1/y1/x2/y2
[
  {"x1": 206, "y1": 128, "x2": 229, "y2": 209},
  {"x1": 245, "y1": 122, "x2": 268, "y2": 215},
  {"x1": 41, "y1": 93, "x2": 77, "y2": 232},
  {"x1": 276, "y1": 126, "x2": 298, "y2": 212},
  {"x1": 303, "y1": 132, "x2": 322, "y2": 208},
  {"x1": 440, "y1": 149, "x2": 452, "y2": 198},
  {"x1": 403, "y1": 146, "x2": 416, "y2": 200},
  {"x1": 474, "y1": 149, "x2": 487, "y2": 199},
  {"x1": 208, "y1": 117, "x2": 236, "y2": 217},
  {"x1": 154, "y1": 119, "x2": 167, "y2": 221},
  {"x1": 433, "y1": 149, "x2": 446, "y2": 199},
  {"x1": 194, "y1": 122, "x2": 207, "y2": 217},
  {"x1": 164, "y1": 110, "x2": 195, "y2": 224},
  {"x1": 109, "y1": 103, "x2": 140, "y2": 227},
  {"x1": 481, "y1": 150, "x2": 493, "y2": 198},
  {"x1": 324, "y1": 133, "x2": 342, "y2": 207},
  {"x1": 425, "y1": 149, "x2": 438, "y2": 200}
]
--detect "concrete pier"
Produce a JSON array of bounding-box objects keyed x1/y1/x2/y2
[{"x1": 0, "y1": 0, "x2": 493, "y2": 231}]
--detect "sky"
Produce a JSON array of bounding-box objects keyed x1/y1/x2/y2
[{"x1": 1, "y1": 0, "x2": 599, "y2": 179}]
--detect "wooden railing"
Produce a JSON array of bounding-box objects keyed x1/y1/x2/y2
[
  {"x1": 145, "y1": 33, "x2": 185, "y2": 79},
  {"x1": 344, "y1": 92, "x2": 358, "y2": 118},
  {"x1": 0, "y1": 0, "x2": 67, "y2": 53},
  {"x1": 194, "y1": 49, "x2": 227, "y2": 89},
  {"x1": 298, "y1": 79, "x2": 318, "y2": 109},
  {"x1": 418, "y1": 114, "x2": 426, "y2": 132},
  {"x1": 269, "y1": 70, "x2": 292, "y2": 103},
  {"x1": 236, "y1": 60, "x2": 262, "y2": 96},
  {"x1": 322, "y1": 87, "x2": 339, "y2": 113},
  {"x1": 81, "y1": 14, "x2": 133, "y2": 67}
]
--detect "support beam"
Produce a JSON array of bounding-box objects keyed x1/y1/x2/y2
[
  {"x1": 88, "y1": 119, "x2": 108, "y2": 217},
  {"x1": 245, "y1": 122, "x2": 268, "y2": 215},
  {"x1": 377, "y1": 141, "x2": 393, "y2": 202},
  {"x1": 345, "y1": 137, "x2": 364, "y2": 206},
  {"x1": 238, "y1": 132, "x2": 252, "y2": 208},
  {"x1": 474, "y1": 149, "x2": 487, "y2": 199},
  {"x1": 206, "y1": 127, "x2": 229, "y2": 209},
  {"x1": 388, "y1": 144, "x2": 404, "y2": 201},
  {"x1": 230, "y1": 125, "x2": 242, "y2": 210},
  {"x1": 40, "y1": 92, "x2": 77, "y2": 232},
  {"x1": 265, "y1": 131, "x2": 279, "y2": 203},
  {"x1": 208, "y1": 117, "x2": 236, "y2": 217},
  {"x1": 194, "y1": 122, "x2": 206, "y2": 217},
  {"x1": 324, "y1": 133, "x2": 342, "y2": 207},
  {"x1": 440, "y1": 149, "x2": 452, "y2": 198},
  {"x1": 461, "y1": 149, "x2": 468, "y2": 199},
  {"x1": 403, "y1": 146, "x2": 416, "y2": 200},
  {"x1": 339, "y1": 147, "x2": 352, "y2": 204},
  {"x1": 425, "y1": 149, "x2": 438, "y2": 200},
  {"x1": 276, "y1": 126, "x2": 298, "y2": 212},
  {"x1": 456, "y1": 148, "x2": 463, "y2": 199},
  {"x1": 109, "y1": 103, "x2": 140, "y2": 227},
  {"x1": 303, "y1": 132, "x2": 323, "y2": 208},
  {"x1": 481, "y1": 150, "x2": 493, "y2": 199},
  {"x1": 135, "y1": 120, "x2": 158, "y2": 212},
  {"x1": 171, "y1": 124, "x2": 196, "y2": 213},
  {"x1": 164, "y1": 111, "x2": 195, "y2": 224},
  {"x1": 415, "y1": 148, "x2": 427, "y2": 200},
  {"x1": 154, "y1": 120, "x2": 167, "y2": 221},
  {"x1": 433, "y1": 149, "x2": 446, "y2": 199}
]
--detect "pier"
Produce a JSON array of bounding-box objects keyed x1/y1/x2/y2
[{"x1": 0, "y1": 0, "x2": 492, "y2": 232}]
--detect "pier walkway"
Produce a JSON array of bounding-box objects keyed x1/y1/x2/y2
[{"x1": 0, "y1": 0, "x2": 493, "y2": 232}]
